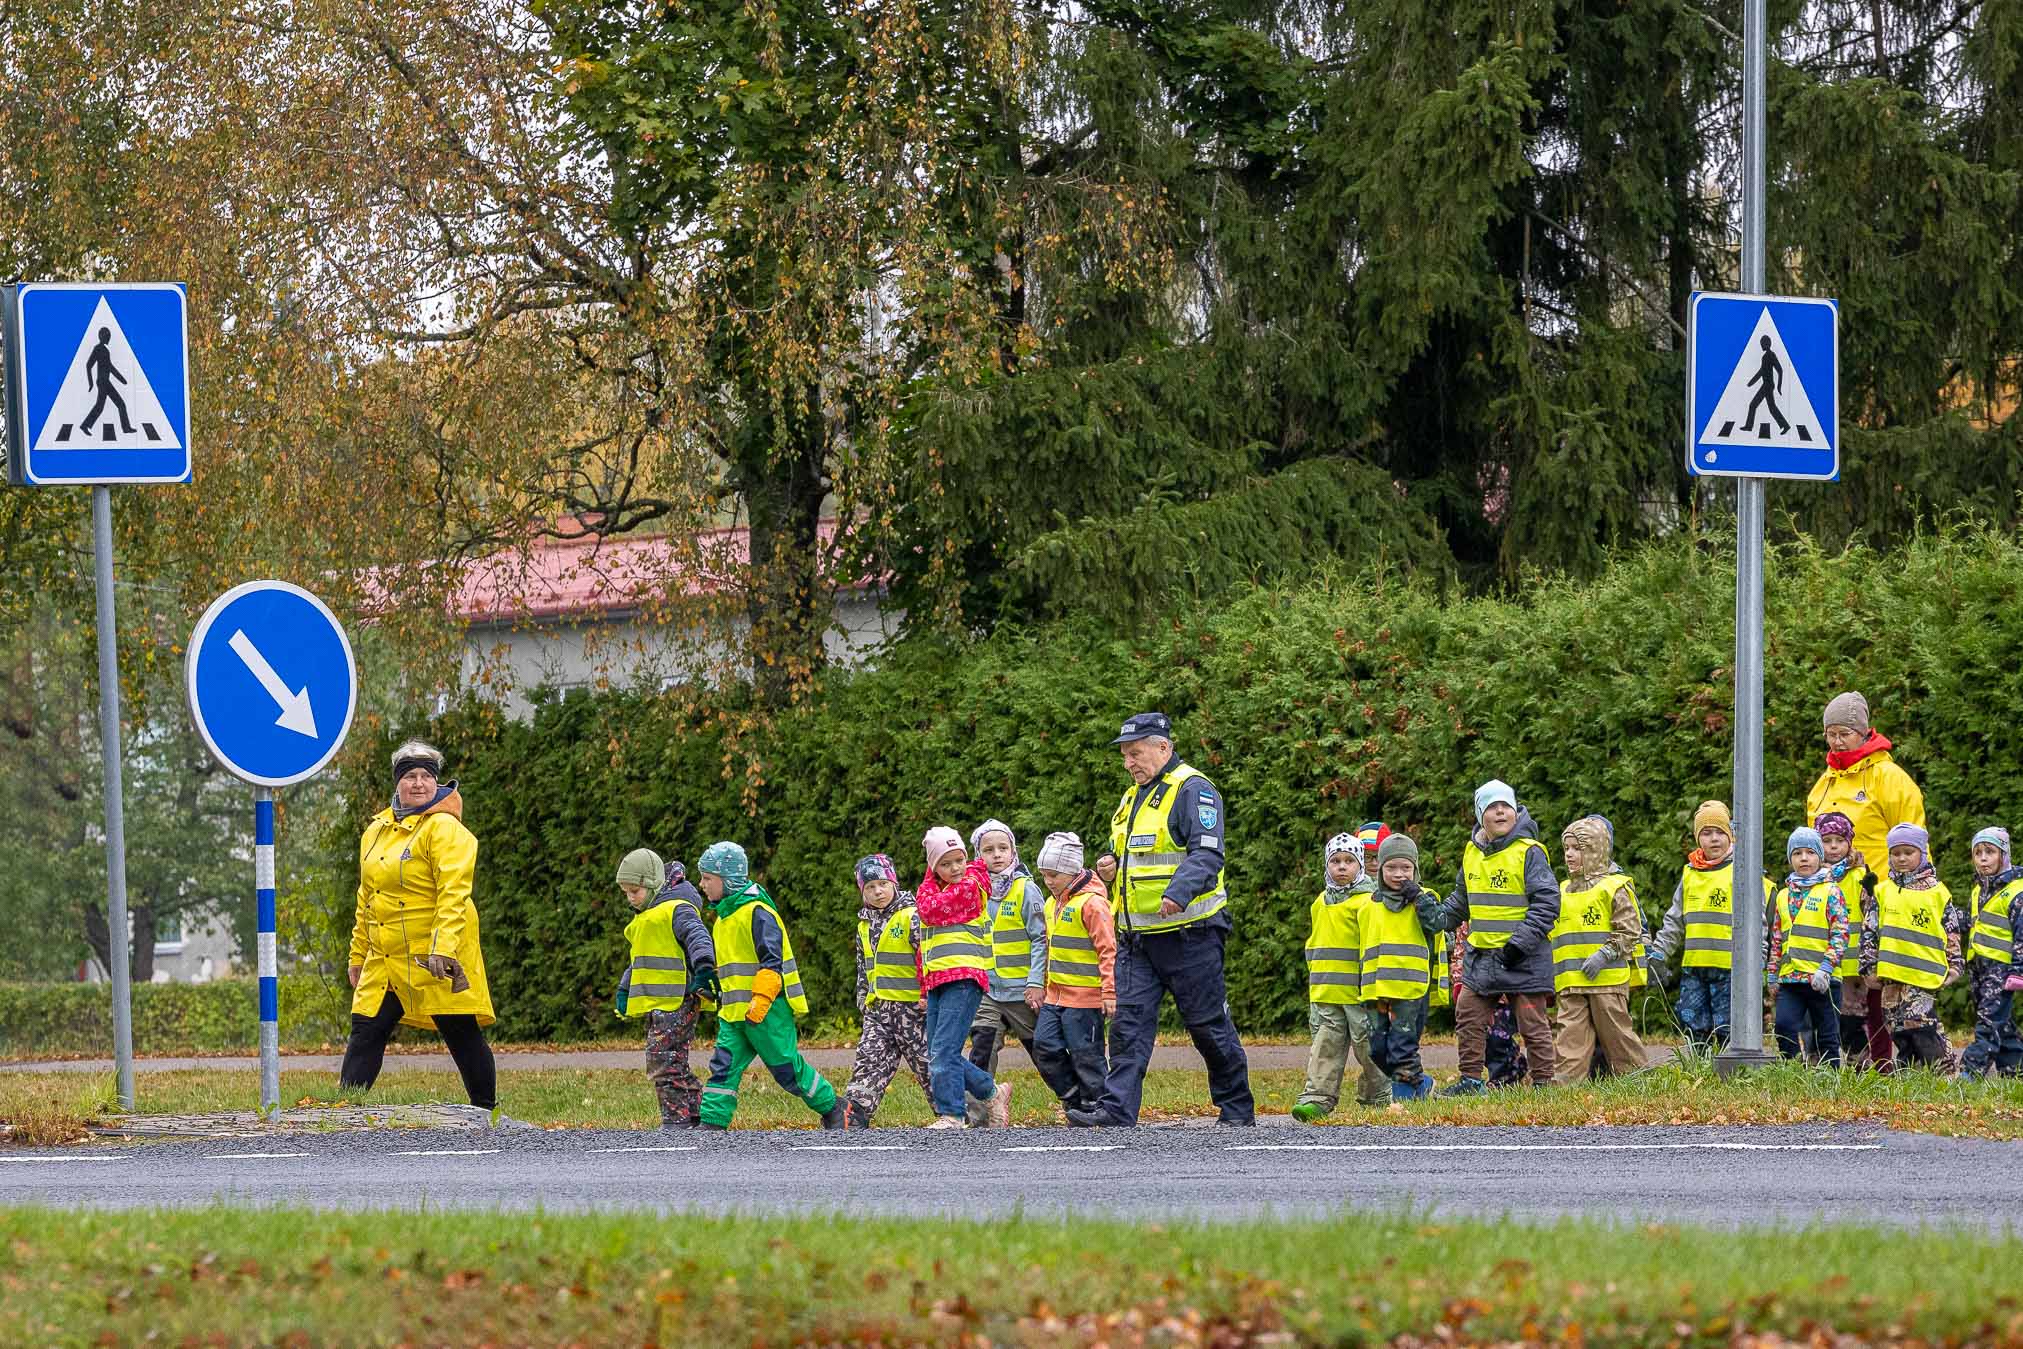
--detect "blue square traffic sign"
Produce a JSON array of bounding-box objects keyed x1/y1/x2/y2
[
  {"x1": 1686, "y1": 291, "x2": 1837, "y2": 481},
  {"x1": 4, "y1": 282, "x2": 191, "y2": 486}
]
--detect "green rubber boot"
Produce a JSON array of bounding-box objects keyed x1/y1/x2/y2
[{"x1": 1290, "y1": 1102, "x2": 1327, "y2": 1124}]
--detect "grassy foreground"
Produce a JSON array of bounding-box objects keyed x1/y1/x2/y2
[
  {"x1": 9, "y1": 1053, "x2": 2023, "y2": 1141},
  {"x1": 4, "y1": 1206, "x2": 2022, "y2": 1346}
]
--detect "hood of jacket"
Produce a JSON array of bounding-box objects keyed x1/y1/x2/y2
[
  {"x1": 1473, "y1": 804, "x2": 1542, "y2": 855},
  {"x1": 714, "y1": 879, "x2": 773, "y2": 920},
  {"x1": 379, "y1": 784, "x2": 463, "y2": 826},
  {"x1": 654, "y1": 876, "x2": 704, "y2": 910}
]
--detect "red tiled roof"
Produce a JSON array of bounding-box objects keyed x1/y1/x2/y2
[{"x1": 451, "y1": 519, "x2": 863, "y2": 625}]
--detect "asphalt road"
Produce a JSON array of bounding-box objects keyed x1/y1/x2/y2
[{"x1": 0, "y1": 1122, "x2": 1999, "y2": 1227}]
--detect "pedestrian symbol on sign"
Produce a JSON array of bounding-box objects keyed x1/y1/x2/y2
[
  {"x1": 1697, "y1": 306, "x2": 1826, "y2": 450},
  {"x1": 31, "y1": 297, "x2": 182, "y2": 451}
]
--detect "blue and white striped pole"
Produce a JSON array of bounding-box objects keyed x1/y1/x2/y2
[{"x1": 254, "y1": 786, "x2": 279, "y2": 1111}]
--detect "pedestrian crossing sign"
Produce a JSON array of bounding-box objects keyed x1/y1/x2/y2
[
  {"x1": 1687, "y1": 291, "x2": 1837, "y2": 481},
  {"x1": 4, "y1": 282, "x2": 191, "y2": 486}
]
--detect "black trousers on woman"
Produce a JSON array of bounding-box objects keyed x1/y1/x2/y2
[{"x1": 339, "y1": 989, "x2": 497, "y2": 1108}]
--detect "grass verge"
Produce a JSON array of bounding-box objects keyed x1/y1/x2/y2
[{"x1": 3, "y1": 1206, "x2": 2022, "y2": 1346}]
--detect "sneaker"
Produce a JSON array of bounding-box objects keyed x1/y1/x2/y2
[
  {"x1": 1290, "y1": 1102, "x2": 1325, "y2": 1124},
  {"x1": 989, "y1": 1082, "x2": 1014, "y2": 1129},
  {"x1": 1439, "y1": 1075, "x2": 1486, "y2": 1098},
  {"x1": 820, "y1": 1102, "x2": 848, "y2": 1131},
  {"x1": 1389, "y1": 1080, "x2": 1418, "y2": 1104},
  {"x1": 1415, "y1": 1074, "x2": 1436, "y2": 1100},
  {"x1": 925, "y1": 1116, "x2": 967, "y2": 1130}
]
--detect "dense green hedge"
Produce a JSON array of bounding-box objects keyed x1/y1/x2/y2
[
  {"x1": 329, "y1": 529, "x2": 2023, "y2": 1041},
  {"x1": 0, "y1": 975, "x2": 349, "y2": 1057}
]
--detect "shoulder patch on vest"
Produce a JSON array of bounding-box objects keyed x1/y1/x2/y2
[{"x1": 1197, "y1": 800, "x2": 1219, "y2": 830}]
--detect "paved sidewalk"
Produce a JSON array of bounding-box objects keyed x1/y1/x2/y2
[{"x1": 0, "y1": 1042, "x2": 1679, "y2": 1075}]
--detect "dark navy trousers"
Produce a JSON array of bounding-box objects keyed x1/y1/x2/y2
[{"x1": 1095, "y1": 923, "x2": 1253, "y2": 1124}]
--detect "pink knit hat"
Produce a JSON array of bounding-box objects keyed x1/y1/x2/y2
[{"x1": 922, "y1": 826, "x2": 965, "y2": 871}]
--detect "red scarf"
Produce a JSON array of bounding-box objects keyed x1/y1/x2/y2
[{"x1": 1825, "y1": 729, "x2": 1892, "y2": 773}]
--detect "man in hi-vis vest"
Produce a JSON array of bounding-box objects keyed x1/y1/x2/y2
[{"x1": 1070, "y1": 711, "x2": 1255, "y2": 1126}]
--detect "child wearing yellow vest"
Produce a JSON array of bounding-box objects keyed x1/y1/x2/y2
[
  {"x1": 1549, "y1": 817, "x2": 1647, "y2": 1082},
  {"x1": 1959, "y1": 827, "x2": 2023, "y2": 1079},
  {"x1": 696, "y1": 841, "x2": 845, "y2": 1130},
  {"x1": 1365, "y1": 831, "x2": 1442, "y2": 1101},
  {"x1": 1647, "y1": 800, "x2": 1760, "y2": 1053},
  {"x1": 1766, "y1": 827, "x2": 1848, "y2": 1065},
  {"x1": 1031, "y1": 831, "x2": 1116, "y2": 1116},
  {"x1": 1856, "y1": 823, "x2": 1964, "y2": 1068},
  {"x1": 915, "y1": 827, "x2": 1011, "y2": 1130},
  {"x1": 843, "y1": 854, "x2": 932, "y2": 1128},
  {"x1": 964, "y1": 820, "x2": 1049, "y2": 1126},
  {"x1": 614, "y1": 849, "x2": 719, "y2": 1129},
  {"x1": 1292, "y1": 833, "x2": 1388, "y2": 1121}
]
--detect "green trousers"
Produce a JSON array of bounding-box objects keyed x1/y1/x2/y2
[{"x1": 700, "y1": 1000, "x2": 837, "y2": 1128}]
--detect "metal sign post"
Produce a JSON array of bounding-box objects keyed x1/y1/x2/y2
[
  {"x1": 91, "y1": 485, "x2": 137, "y2": 1109},
  {"x1": 1720, "y1": 0, "x2": 1777, "y2": 1074}
]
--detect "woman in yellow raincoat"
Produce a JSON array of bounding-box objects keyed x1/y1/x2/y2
[{"x1": 339, "y1": 740, "x2": 496, "y2": 1109}]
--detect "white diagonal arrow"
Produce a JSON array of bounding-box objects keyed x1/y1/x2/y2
[{"x1": 227, "y1": 629, "x2": 319, "y2": 738}]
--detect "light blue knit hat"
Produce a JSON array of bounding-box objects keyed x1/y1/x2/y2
[
  {"x1": 698, "y1": 840, "x2": 750, "y2": 891},
  {"x1": 1473, "y1": 779, "x2": 1517, "y2": 822},
  {"x1": 1973, "y1": 826, "x2": 2012, "y2": 869},
  {"x1": 1787, "y1": 826, "x2": 1825, "y2": 863}
]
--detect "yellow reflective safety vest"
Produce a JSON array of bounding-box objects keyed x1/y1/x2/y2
[
  {"x1": 989, "y1": 875, "x2": 1037, "y2": 983},
  {"x1": 1461, "y1": 836, "x2": 1544, "y2": 949},
  {"x1": 1431, "y1": 931, "x2": 1452, "y2": 1007},
  {"x1": 1971, "y1": 878, "x2": 2023, "y2": 964},
  {"x1": 1677, "y1": 862, "x2": 1772, "y2": 971},
  {"x1": 1874, "y1": 879, "x2": 1952, "y2": 990},
  {"x1": 921, "y1": 884, "x2": 991, "y2": 977},
  {"x1": 1834, "y1": 865, "x2": 1872, "y2": 977},
  {"x1": 1551, "y1": 874, "x2": 1636, "y2": 992},
  {"x1": 1305, "y1": 890, "x2": 1364, "y2": 1004},
  {"x1": 1773, "y1": 881, "x2": 1839, "y2": 981},
  {"x1": 1110, "y1": 763, "x2": 1228, "y2": 934},
  {"x1": 714, "y1": 892, "x2": 809, "y2": 1022},
  {"x1": 1047, "y1": 887, "x2": 1104, "y2": 990},
  {"x1": 869, "y1": 905, "x2": 923, "y2": 1004},
  {"x1": 1358, "y1": 896, "x2": 1437, "y2": 1003},
  {"x1": 619, "y1": 897, "x2": 699, "y2": 1017}
]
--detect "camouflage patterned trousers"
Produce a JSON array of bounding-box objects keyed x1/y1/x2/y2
[
  {"x1": 645, "y1": 1000, "x2": 704, "y2": 1126},
  {"x1": 1960, "y1": 958, "x2": 2023, "y2": 1078},
  {"x1": 845, "y1": 998, "x2": 932, "y2": 1126}
]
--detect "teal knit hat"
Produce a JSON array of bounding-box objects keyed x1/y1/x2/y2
[{"x1": 698, "y1": 841, "x2": 750, "y2": 891}]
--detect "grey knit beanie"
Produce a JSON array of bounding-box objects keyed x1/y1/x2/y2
[
  {"x1": 616, "y1": 847, "x2": 664, "y2": 889},
  {"x1": 1823, "y1": 691, "x2": 1870, "y2": 732},
  {"x1": 1376, "y1": 832, "x2": 1420, "y2": 876}
]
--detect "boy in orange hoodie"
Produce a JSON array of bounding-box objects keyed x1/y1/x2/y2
[{"x1": 1031, "y1": 831, "x2": 1116, "y2": 1116}]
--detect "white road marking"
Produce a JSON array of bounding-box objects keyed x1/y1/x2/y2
[
  {"x1": 0, "y1": 1154, "x2": 125, "y2": 1163},
  {"x1": 1001, "y1": 1145, "x2": 1124, "y2": 1153},
  {"x1": 587, "y1": 1145, "x2": 700, "y2": 1154},
  {"x1": 391, "y1": 1148, "x2": 500, "y2": 1156},
  {"x1": 201, "y1": 1152, "x2": 311, "y2": 1160},
  {"x1": 1226, "y1": 1142, "x2": 1883, "y2": 1153},
  {"x1": 789, "y1": 1145, "x2": 909, "y2": 1151}
]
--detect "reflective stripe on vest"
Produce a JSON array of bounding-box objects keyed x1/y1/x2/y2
[
  {"x1": 1774, "y1": 883, "x2": 1838, "y2": 981},
  {"x1": 1109, "y1": 763, "x2": 1228, "y2": 934},
  {"x1": 989, "y1": 876, "x2": 1036, "y2": 982},
  {"x1": 1875, "y1": 879, "x2": 1951, "y2": 990},
  {"x1": 713, "y1": 896, "x2": 810, "y2": 1021},
  {"x1": 870, "y1": 905, "x2": 923, "y2": 1003},
  {"x1": 1551, "y1": 874, "x2": 1635, "y2": 991},
  {"x1": 1047, "y1": 891, "x2": 1104, "y2": 988},
  {"x1": 620, "y1": 898, "x2": 695, "y2": 1016},
  {"x1": 1461, "y1": 836, "x2": 1543, "y2": 949},
  {"x1": 1357, "y1": 899, "x2": 1434, "y2": 1003},
  {"x1": 1971, "y1": 879, "x2": 2023, "y2": 964},
  {"x1": 1306, "y1": 891, "x2": 1362, "y2": 1004}
]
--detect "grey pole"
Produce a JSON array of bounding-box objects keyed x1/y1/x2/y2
[
  {"x1": 92, "y1": 484, "x2": 136, "y2": 1109},
  {"x1": 1717, "y1": 0, "x2": 1777, "y2": 1073}
]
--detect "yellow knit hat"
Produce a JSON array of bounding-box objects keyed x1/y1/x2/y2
[{"x1": 1692, "y1": 800, "x2": 1733, "y2": 842}]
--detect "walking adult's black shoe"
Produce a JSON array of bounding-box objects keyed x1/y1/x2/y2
[{"x1": 1065, "y1": 1107, "x2": 1115, "y2": 1128}]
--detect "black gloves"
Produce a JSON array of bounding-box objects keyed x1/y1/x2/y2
[
  {"x1": 691, "y1": 965, "x2": 720, "y2": 1002},
  {"x1": 1497, "y1": 940, "x2": 1526, "y2": 970},
  {"x1": 1399, "y1": 879, "x2": 1422, "y2": 901}
]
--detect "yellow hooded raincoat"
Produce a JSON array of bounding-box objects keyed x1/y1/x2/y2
[{"x1": 348, "y1": 789, "x2": 494, "y2": 1029}]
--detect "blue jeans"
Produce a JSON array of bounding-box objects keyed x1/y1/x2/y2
[
  {"x1": 924, "y1": 980, "x2": 994, "y2": 1118},
  {"x1": 1033, "y1": 1004, "x2": 1107, "y2": 1110},
  {"x1": 1676, "y1": 968, "x2": 1732, "y2": 1050},
  {"x1": 1369, "y1": 995, "x2": 1429, "y2": 1083},
  {"x1": 1774, "y1": 980, "x2": 1842, "y2": 1064}
]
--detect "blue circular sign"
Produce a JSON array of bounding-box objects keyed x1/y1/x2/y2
[{"x1": 186, "y1": 581, "x2": 357, "y2": 787}]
